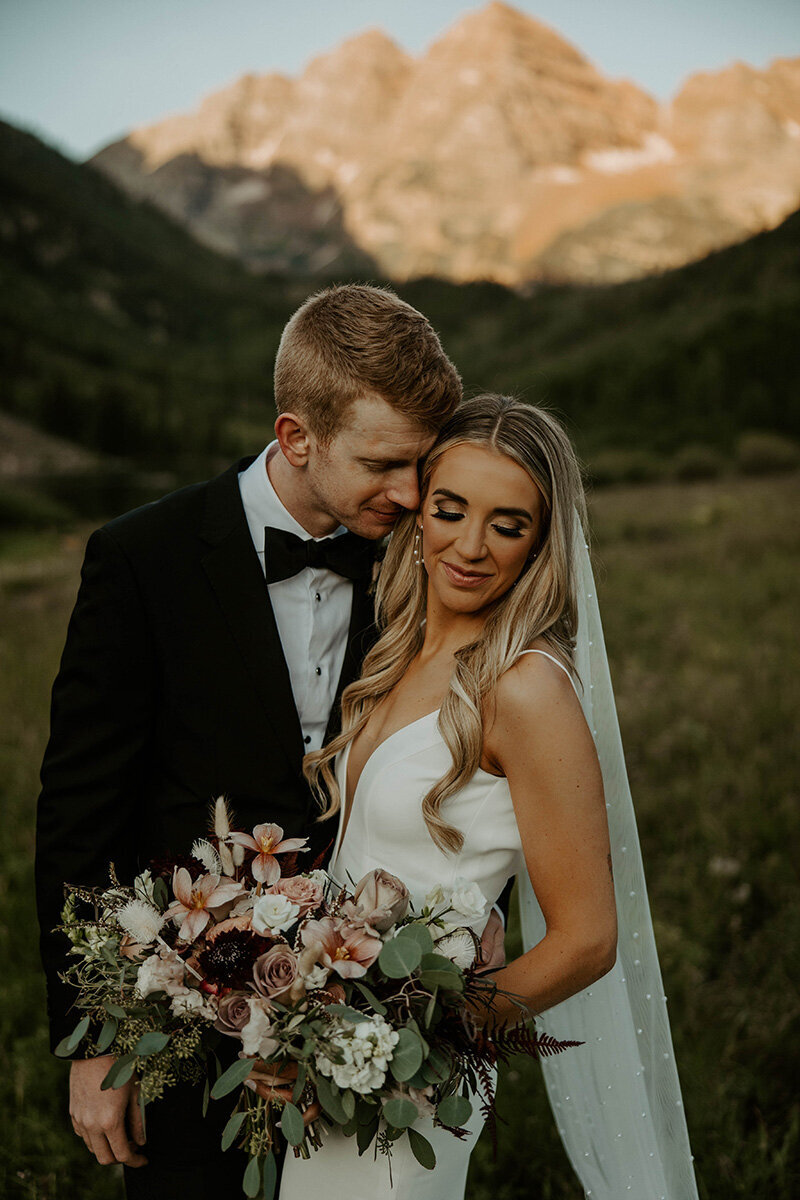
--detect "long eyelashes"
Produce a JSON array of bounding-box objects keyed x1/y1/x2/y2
[{"x1": 431, "y1": 509, "x2": 524, "y2": 538}]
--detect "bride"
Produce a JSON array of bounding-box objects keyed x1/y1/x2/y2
[{"x1": 279, "y1": 395, "x2": 698, "y2": 1199}]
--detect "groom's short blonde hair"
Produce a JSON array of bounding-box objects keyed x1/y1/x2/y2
[{"x1": 274, "y1": 284, "x2": 461, "y2": 440}]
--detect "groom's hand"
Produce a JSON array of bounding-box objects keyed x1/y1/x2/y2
[
  {"x1": 248, "y1": 1061, "x2": 322, "y2": 1126},
  {"x1": 477, "y1": 908, "x2": 506, "y2": 973},
  {"x1": 70, "y1": 1056, "x2": 147, "y2": 1168}
]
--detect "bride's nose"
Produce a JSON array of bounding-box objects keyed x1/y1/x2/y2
[{"x1": 455, "y1": 519, "x2": 488, "y2": 561}]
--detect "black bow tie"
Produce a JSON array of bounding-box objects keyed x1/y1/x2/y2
[{"x1": 263, "y1": 526, "x2": 375, "y2": 584}]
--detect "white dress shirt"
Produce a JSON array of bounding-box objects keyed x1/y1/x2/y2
[{"x1": 238, "y1": 444, "x2": 353, "y2": 752}]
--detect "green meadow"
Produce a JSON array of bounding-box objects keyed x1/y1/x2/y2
[{"x1": 1, "y1": 472, "x2": 798, "y2": 1199}]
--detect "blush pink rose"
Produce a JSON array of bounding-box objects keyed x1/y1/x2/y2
[
  {"x1": 270, "y1": 875, "x2": 324, "y2": 917},
  {"x1": 215, "y1": 991, "x2": 253, "y2": 1038},
  {"x1": 252, "y1": 945, "x2": 299, "y2": 1001}
]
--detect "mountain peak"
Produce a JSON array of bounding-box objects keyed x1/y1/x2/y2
[{"x1": 439, "y1": 1, "x2": 589, "y2": 67}]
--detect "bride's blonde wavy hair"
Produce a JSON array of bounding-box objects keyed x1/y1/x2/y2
[{"x1": 305, "y1": 394, "x2": 588, "y2": 853}]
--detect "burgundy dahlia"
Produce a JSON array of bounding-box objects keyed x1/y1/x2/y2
[{"x1": 197, "y1": 929, "x2": 272, "y2": 988}]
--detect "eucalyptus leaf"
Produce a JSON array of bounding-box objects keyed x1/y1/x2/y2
[
  {"x1": 243, "y1": 1156, "x2": 261, "y2": 1198},
  {"x1": 395, "y1": 923, "x2": 434, "y2": 956},
  {"x1": 211, "y1": 1057, "x2": 254, "y2": 1099},
  {"x1": 389, "y1": 1028, "x2": 424, "y2": 1082},
  {"x1": 316, "y1": 1074, "x2": 348, "y2": 1123},
  {"x1": 221, "y1": 1109, "x2": 247, "y2": 1151},
  {"x1": 379, "y1": 936, "x2": 422, "y2": 979},
  {"x1": 341, "y1": 1088, "x2": 356, "y2": 1120},
  {"x1": 436, "y1": 1094, "x2": 473, "y2": 1127},
  {"x1": 356, "y1": 1114, "x2": 379, "y2": 1155},
  {"x1": 95, "y1": 1018, "x2": 118, "y2": 1054},
  {"x1": 382, "y1": 1097, "x2": 419, "y2": 1129},
  {"x1": 407, "y1": 1127, "x2": 437, "y2": 1169},
  {"x1": 152, "y1": 877, "x2": 169, "y2": 910},
  {"x1": 291, "y1": 1063, "x2": 307, "y2": 1106},
  {"x1": 324, "y1": 1004, "x2": 371, "y2": 1024},
  {"x1": 280, "y1": 1102, "x2": 305, "y2": 1147},
  {"x1": 103, "y1": 1001, "x2": 127, "y2": 1019},
  {"x1": 99, "y1": 1054, "x2": 135, "y2": 1090},
  {"x1": 134, "y1": 1030, "x2": 170, "y2": 1056},
  {"x1": 262, "y1": 1152, "x2": 277, "y2": 1200},
  {"x1": 54, "y1": 1015, "x2": 90, "y2": 1058},
  {"x1": 352, "y1": 980, "x2": 387, "y2": 1015},
  {"x1": 202, "y1": 1077, "x2": 210, "y2": 1118},
  {"x1": 109, "y1": 1059, "x2": 135, "y2": 1089}
]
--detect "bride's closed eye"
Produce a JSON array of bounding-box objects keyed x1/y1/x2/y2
[{"x1": 431, "y1": 506, "x2": 525, "y2": 538}]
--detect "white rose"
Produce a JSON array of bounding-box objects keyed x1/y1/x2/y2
[
  {"x1": 251, "y1": 893, "x2": 300, "y2": 935},
  {"x1": 136, "y1": 947, "x2": 187, "y2": 998},
  {"x1": 240, "y1": 998, "x2": 279, "y2": 1058},
  {"x1": 434, "y1": 928, "x2": 477, "y2": 970},
  {"x1": 447, "y1": 878, "x2": 486, "y2": 923}
]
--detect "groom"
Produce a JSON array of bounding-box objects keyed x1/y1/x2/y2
[{"x1": 36, "y1": 284, "x2": 502, "y2": 1196}]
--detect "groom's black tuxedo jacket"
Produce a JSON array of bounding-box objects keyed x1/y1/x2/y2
[{"x1": 36, "y1": 457, "x2": 377, "y2": 1050}]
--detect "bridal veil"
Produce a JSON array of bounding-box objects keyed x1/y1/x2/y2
[{"x1": 518, "y1": 519, "x2": 699, "y2": 1198}]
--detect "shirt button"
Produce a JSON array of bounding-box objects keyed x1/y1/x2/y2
[
  {"x1": 314, "y1": 592, "x2": 321, "y2": 602},
  {"x1": 315, "y1": 667, "x2": 322, "y2": 676},
  {"x1": 303, "y1": 735, "x2": 311, "y2": 744}
]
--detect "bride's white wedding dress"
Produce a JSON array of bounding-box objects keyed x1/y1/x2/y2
[{"x1": 279, "y1": 649, "x2": 569, "y2": 1200}]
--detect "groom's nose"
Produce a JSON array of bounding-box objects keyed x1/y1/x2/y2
[{"x1": 384, "y1": 467, "x2": 420, "y2": 512}]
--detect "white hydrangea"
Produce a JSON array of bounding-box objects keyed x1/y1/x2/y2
[
  {"x1": 251, "y1": 893, "x2": 300, "y2": 935},
  {"x1": 170, "y1": 989, "x2": 214, "y2": 1020},
  {"x1": 136, "y1": 947, "x2": 187, "y2": 998},
  {"x1": 315, "y1": 1014, "x2": 399, "y2": 1095},
  {"x1": 303, "y1": 964, "x2": 330, "y2": 991}
]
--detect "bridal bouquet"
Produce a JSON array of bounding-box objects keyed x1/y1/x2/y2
[{"x1": 57, "y1": 799, "x2": 576, "y2": 1198}]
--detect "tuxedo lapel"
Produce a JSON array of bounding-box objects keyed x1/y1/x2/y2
[
  {"x1": 324, "y1": 578, "x2": 378, "y2": 744},
  {"x1": 200, "y1": 460, "x2": 305, "y2": 774}
]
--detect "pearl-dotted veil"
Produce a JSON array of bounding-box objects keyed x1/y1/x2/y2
[{"x1": 518, "y1": 518, "x2": 699, "y2": 1198}]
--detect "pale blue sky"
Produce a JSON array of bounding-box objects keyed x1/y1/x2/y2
[{"x1": 1, "y1": 0, "x2": 798, "y2": 161}]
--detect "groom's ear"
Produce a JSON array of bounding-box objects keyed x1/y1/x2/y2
[{"x1": 275, "y1": 411, "x2": 313, "y2": 467}]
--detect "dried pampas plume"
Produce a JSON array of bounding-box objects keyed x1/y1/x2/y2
[{"x1": 211, "y1": 795, "x2": 238, "y2": 876}]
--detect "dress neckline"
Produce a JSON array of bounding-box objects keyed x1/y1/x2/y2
[{"x1": 336, "y1": 709, "x2": 440, "y2": 857}]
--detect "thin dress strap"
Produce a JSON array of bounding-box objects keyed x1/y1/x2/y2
[{"x1": 518, "y1": 648, "x2": 581, "y2": 700}]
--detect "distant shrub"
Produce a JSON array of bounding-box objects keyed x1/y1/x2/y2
[
  {"x1": 671, "y1": 444, "x2": 726, "y2": 481},
  {"x1": 736, "y1": 432, "x2": 800, "y2": 476},
  {"x1": 0, "y1": 484, "x2": 72, "y2": 530},
  {"x1": 586, "y1": 449, "x2": 665, "y2": 487}
]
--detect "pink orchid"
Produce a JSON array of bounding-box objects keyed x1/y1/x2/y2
[
  {"x1": 228, "y1": 823, "x2": 308, "y2": 885},
  {"x1": 301, "y1": 916, "x2": 382, "y2": 979},
  {"x1": 165, "y1": 868, "x2": 246, "y2": 941}
]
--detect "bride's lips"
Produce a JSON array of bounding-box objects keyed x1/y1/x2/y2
[{"x1": 442, "y1": 561, "x2": 492, "y2": 588}]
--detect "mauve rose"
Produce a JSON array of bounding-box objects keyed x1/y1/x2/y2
[
  {"x1": 215, "y1": 991, "x2": 252, "y2": 1038},
  {"x1": 252, "y1": 944, "x2": 298, "y2": 1001},
  {"x1": 270, "y1": 875, "x2": 324, "y2": 916},
  {"x1": 352, "y1": 869, "x2": 409, "y2": 932}
]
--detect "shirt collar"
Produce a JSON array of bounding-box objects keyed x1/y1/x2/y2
[{"x1": 239, "y1": 441, "x2": 346, "y2": 548}]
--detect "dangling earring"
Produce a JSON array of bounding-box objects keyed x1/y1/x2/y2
[{"x1": 413, "y1": 526, "x2": 422, "y2": 565}]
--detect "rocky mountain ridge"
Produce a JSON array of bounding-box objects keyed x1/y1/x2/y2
[{"x1": 92, "y1": 2, "x2": 800, "y2": 284}]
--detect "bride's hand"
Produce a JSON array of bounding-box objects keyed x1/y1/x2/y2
[
  {"x1": 476, "y1": 907, "x2": 506, "y2": 973},
  {"x1": 247, "y1": 1061, "x2": 322, "y2": 1126}
]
